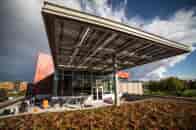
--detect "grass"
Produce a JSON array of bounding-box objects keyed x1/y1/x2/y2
[{"x1": 0, "y1": 98, "x2": 196, "y2": 129}]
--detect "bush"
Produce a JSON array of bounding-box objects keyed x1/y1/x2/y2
[
  {"x1": 181, "y1": 89, "x2": 196, "y2": 97},
  {"x1": 1, "y1": 100, "x2": 196, "y2": 129}
]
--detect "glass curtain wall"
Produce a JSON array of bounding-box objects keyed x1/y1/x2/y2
[{"x1": 56, "y1": 70, "x2": 113, "y2": 97}]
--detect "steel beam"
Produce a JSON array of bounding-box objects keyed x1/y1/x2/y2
[
  {"x1": 80, "y1": 33, "x2": 118, "y2": 66},
  {"x1": 69, "y1": 27, "x2": 90, "y2": 65},
  {"x1": 115, "y1": 39, "x2": 136, "y2": 53},
  {"x1": 132, "y1": 43, "x2": 153, "y2": 54}
]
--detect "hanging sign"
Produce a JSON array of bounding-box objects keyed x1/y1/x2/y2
[{"x1": 117, "y1": 71, "x2": 129, "y2": 79}]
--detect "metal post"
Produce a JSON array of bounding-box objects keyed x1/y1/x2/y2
[
  {"x1": 53, "y1": 69, "x2": 58, "y2": 97},
  {"x1": 71, "y1": 71, "x2": 74, "y2": 96},
  {"x1": 61, "y1": 70, "x2": 64, "y2": 96},
  {"x1": 113, "y1": 55, "x2": 120, "y2": 106},
  {"x1": 91, "y1": 72, "x2": 93, "y2": 96}
]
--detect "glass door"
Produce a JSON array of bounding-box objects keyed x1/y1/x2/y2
[
  {"x1": 98, "y1": 87, "x2": 103, "y2": 100},
  {"x1": 92, "y1": 87, "x2": 103, "y2": 100},
  {"x1": 93, "y1": 87, "x2": 97, "y2": 100}
]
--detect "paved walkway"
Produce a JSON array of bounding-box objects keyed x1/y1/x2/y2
[
  {"x1": 0, "y1": 101, "x2": 112, "y2": 119},
  {"x1": 0, "y1": 96, "x2": 24, "y2": 109}
]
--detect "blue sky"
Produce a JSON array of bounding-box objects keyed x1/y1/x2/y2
[
  {"x1": 0, "y1": 0, "x2": 196, "y2": 81},
  {"x1": 116, "y1": 0, "x2": 196, "y2": 20}
]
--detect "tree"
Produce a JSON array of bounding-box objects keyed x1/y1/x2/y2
[
  {"x1": 190, "y1": 80, "x2": 196, "y2": 89},
  {"x1": 145, "y1": 81, "x2": 160, "y2": 91},
  {"x1": 14, "y1": 80, "x2": 20, "y2": 91},
  {"x1": 146, "y1": 77, "x2": 186, "y2": 93},
  {"x1": 0, "y1": 89, "x2": 8, "y2": 98},
  {"x1": 0, "y1": 88, "x2": 8, "y2": 102}
]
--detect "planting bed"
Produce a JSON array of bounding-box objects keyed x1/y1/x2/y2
[{"x1": 0, "y1": 98, "x2": 196, "y2": 129}]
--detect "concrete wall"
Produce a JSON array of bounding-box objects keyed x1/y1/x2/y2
[{"x1": 119, "y1": 82, "x2": 143, "y2": 95}]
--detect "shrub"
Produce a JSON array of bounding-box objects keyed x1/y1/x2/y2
[
  {"x1": 181, "y1": 89, "x2": 196, "y2": 97},
  {"x1": 1, "y1": 99, "x2": 196, "y2": 129}
]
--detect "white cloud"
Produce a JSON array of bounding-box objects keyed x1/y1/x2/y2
[
  {"x1": 48, "y1": 0, "x2": 82, "y2": 10},
  {"x1": 143, "y1": 10, "x2": 196, "y2": 45},
  {"x1": 134, "y1": 9, "x2": 196, "y2": 81},
  {"x1": 50, "y1": 0, "x2": 196, "y2": 80}
]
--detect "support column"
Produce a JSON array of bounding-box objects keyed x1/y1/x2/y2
[
  {"x1": 60, "y1": 70, "x2": 64, "y2": 96},
  {"x1": 113, "y1": 55, "x2": 120, "y2": 106},
  {"x1": 53, "y1": 69, "x2": 59, "y2": 97},
  {"x1": 71, "y1": 71, "x2": 74, "y2": 96},
  {"x1": 91, "y1": 72, "x2": 93, "y2": 96}
]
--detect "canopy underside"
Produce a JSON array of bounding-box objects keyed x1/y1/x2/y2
[{"x1": 42, "y1": 2, "x2": 190, "y2": 73}]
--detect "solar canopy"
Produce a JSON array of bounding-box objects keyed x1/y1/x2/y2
[{"x1": 42, "y1": 2, "x2": 190, "y2": 73}]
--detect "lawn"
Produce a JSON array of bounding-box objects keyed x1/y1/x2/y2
[{"x1": 0, "y1": 98, "x2": 196, "y2": 129}]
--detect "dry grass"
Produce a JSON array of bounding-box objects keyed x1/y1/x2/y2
[{"x1": 0, "y1": 98, "x2": 196, "y2": 129}]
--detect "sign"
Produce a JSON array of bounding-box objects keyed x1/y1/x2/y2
[
  {"x1": 34, "y1": 52, "x2": 54, "y2": 83},
  {"x1": 117, "y1": 71, "x2": 129, "y2": 79}
]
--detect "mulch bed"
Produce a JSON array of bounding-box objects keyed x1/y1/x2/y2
[{"x1": 0, "y1": 98, "x2": 196, "y2": 129}]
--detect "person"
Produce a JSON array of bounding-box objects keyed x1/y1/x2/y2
[
  {"x1": 32, "y1": 86, "x2": 40, "y2": 106},
  {"x1": 33, "y1": 86, "x2": 40, "y2": 96},
  {"x1": 26, "y1": 83, "x2": 34, "y2": 99},
  {"x1": 19, "y1": 101, "x2": 28, "y2": 113}
]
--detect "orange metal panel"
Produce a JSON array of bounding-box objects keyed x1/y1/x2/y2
[{"x1": 34, "y1": 53, "x2": 54, "y2": 83}]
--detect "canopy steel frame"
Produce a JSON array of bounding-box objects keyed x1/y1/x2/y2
[{"x1": 42, "y1": 1, "x2": 191, "y2": 106}]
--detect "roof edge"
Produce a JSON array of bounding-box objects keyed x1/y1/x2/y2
[{"x1": 42, "y1": 1, "x2": 191, "y2": 52}]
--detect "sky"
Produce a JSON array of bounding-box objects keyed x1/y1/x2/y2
[{"x1": 0, "y1": 0, "x2": 196, "y2": 82}]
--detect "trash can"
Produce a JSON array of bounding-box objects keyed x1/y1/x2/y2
[{"x1": 42, "y1": 99, "x2": 49, "y2": 109}]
